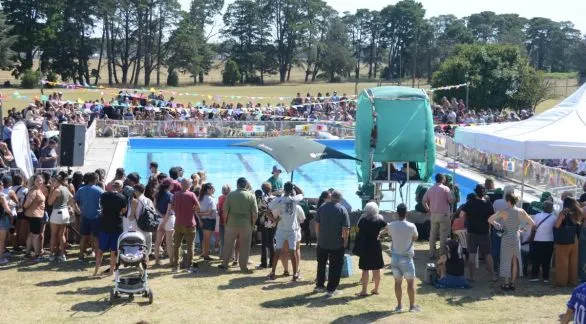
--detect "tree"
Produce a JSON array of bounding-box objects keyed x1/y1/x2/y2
[
  {"x1": 0, "y1": 13, "x2": 16, "y2": 69},
  {"x1": 432, "y1": 44, "x2": 545, "y2": 110},
  {"x1": 166, "y1": 13, "x2": 207, "y2": 85},
  {"x1": 2, "y1": 0, "x2": 46, "y2": 77},
  {"x1": 320, "y1": 17, "x2": 354, "y2": 82},
  {"x1": 380, "y1": 0, "x2": 425, "y2": 80},
  {"x1": 222, "y1": 59, "x2": 241, "y2": 85}
]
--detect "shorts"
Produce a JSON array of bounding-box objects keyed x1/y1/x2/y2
[
  {"x1": 391, "y1": 255, "x2": 416, "y2": 280},
  {"x1": 164, "y1": 214, "x2": 175, "y2": 232},
  {"x1": 27, "y1": 216, "x2": 43, "y2": 235},
  {"x1": 0, "y1": 215, "x2": 12, "y2": 230},
  {"x1": 50, "y1": 208, "x2": 70, "y2": 225},
  {"x1": 80, "y1": 217, "x2": 101, "y2": 237},
  {"x1": 99, "y1": 232, "x2": 121, "y2": 252},
  {"x1": 201, "y1": 218, "x2": 216, "y2": 231},
  {"x1": 467, "y1": 233, "x2": 490, "y2": 256},
  {"x1": 274, "y1": 230, "x2": 297, "y2": 250}
]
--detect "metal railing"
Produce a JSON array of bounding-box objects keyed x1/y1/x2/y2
[
  {"x1": 95, "y1": 119, "x2": 355, "y2": 139},
  {"x1": 436, "y1": 133, "x2": 586, "y2": 200}
]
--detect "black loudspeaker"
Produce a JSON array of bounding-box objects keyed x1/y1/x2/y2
[{"x1": 59, "y1": 124, "x2": 86, "y2": 167}]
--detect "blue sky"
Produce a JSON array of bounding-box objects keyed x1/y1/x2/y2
[{"x1": 179, "y1": 0, "x2": 586, "y2": 35}]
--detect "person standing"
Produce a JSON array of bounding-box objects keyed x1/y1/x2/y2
[
  {"x1": 219, "y1": 177, "x2": 258, "y2": 272},
  {"x1": 561, "y1": 282, "x2": 586, "y2": 324},
  {"x1": 217, "y1": 184, "x2": 231, "y2": 256},
  {"x1": 74, "y1": 172, "x2": 104, "y2": 262},
  {"x1": 39, "y1": 139, "x2": 58, "y2": 169},
  {"x1": 267, "y1": 182, "x2": 304, "y2": 281},
  {"x1": 23, "y1": 175, "x2": 46, "y2": 261},
  {"x1": 460, "y1": 184, "x2": 495, "y2": 281},
  {"x1": 170, "y1": 178, "x2": 199, "y2": 272},
  {"x1": 95, "y1": 180, "x2": 127, "y2": 276},
  {"x1": 488, "y1": 194, "x2": 535, "y2": 291},
  {"x1": 529, "y1": 201, "x2": 556, "y2": 283},
  {"x1": 256, "y1": 183, "x2": 275, "y2": 269},
  {"x1": 267, "y1": 166, "x2": 283, "y2": 194},
  {"x1": 127, "y1": 184, "x2": 155, "y2": 261},
  {"x1": 314, "y1": 190, "x2": 350, "y2": 296},
  {"x1": 198, "y1": 183, "x2": 217, "y2": 261},
  {"x1": 554, "y1": 197, "x2": 582, "y2": 287},
  {"x1": 387, "y1": 203, "x2": 420, "y2": 313},
  {"x1": 154, "y1": 179, "x2": 174, "y2": 266},
  {"x1": 423, "y1": 174, "x2": 454, "y2": 260},
  {"x1": 355, "y1": 202, "x2": 387, "y2": 296},
  {"x1": 47, "y1": 172, "x2": 73, "y2": 262}
]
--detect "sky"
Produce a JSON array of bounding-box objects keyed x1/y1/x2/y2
[{"x1": 179, "y1": 0, "x2": 586, "y2": 36}]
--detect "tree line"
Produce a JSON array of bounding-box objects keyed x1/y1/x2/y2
[{"x1": 0, "y1": 0, "x2": 584, "y2": 87}]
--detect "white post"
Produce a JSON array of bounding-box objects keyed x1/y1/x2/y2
[{"x1": 521, "y1": 160, "x2": 526, "y2": 202}]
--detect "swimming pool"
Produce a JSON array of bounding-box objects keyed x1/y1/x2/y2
[{"x1": 123, "y1": 138, "x2": 477, "y2": 211}]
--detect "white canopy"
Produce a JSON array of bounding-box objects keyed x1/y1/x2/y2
[{"x1": 455, "y1": 82, "x2": 586, "y2": 160}]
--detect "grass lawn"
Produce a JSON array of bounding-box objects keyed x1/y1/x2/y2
[{"x1": 0, "y1": 241, "x2": 571, "y2": 323}]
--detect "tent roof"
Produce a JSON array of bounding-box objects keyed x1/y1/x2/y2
[
  {"x1": 455, "y1": 82, "x2": 586, "y2": 160},
  {"x1": 364, "y1": 86, "x2": 428, "y2": 101}
]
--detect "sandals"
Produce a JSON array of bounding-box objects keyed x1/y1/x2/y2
[
  {"x1": 282, "y1": 271, "x2": 290, "y2": 277},
  {"x1": 267, "y1": 273, "x2": 276, "y2": 280},
  {"x1": 356, "y1": 292, "x2": 370, "y2": 297},
  {"x1": 371, "y1": 290, "x2": 380, "y2": 295}
]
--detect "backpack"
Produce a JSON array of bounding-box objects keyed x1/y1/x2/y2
[{"x1": 137, "y1": 200, "x2": 160, "y2": 232}]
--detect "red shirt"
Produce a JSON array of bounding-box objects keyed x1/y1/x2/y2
[
  {"x1": 170, "y1": 180, "x2": 182, "y2": 194},
  {"x1": 172, "y1": 190, "x2": 199, "y2": 228},
  {"x1": 218, "y1": 195, "x2": 227, "y2": 226}
]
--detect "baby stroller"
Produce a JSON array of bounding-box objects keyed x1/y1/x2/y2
[{"x1": 110, "y1": 231, "x2": 153, "y2": 305}]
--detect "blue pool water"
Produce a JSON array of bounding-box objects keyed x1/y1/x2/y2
[{"x1": 124, "y1": 139, "x2": 477, "y2": 210}]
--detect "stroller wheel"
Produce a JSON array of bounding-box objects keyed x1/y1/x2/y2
[
  {"x1": 148, "y1": 289, "x2": 154, "y2": 305},
  {"x1": 128, "y1": 294, "x2": 134, "y2": 301}
]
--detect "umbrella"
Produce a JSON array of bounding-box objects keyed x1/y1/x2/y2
[{"x1": 231, "y1": 136, "x2": 361, "y2": 181}]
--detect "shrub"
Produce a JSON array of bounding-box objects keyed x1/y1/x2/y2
[
  {"x1": 167, "y1": 70, "x2": 179, "y2": 86},
  {"x1": 20, "y1": 69, "x2": 41, "y2": 89},
  {"x1": 45, "y1": 71, "x2": 58, "y2": 88},
  {"x1": 222, "y1": 59, "x2": 241, "y2": 86}
]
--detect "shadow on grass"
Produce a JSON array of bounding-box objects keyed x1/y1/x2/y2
[
  {"x1": 70, "y1": 299, "x2": 112, "y2": 316},
  {"x1": 217, "y1": 275, "x2": 269, "y2": 290},
  {"x1": 330, "y1": 311, "x2": 396, "y2": 324},
  {"x1": 260, "y1": 282, "x2": 362, "y2": 309},
  {"x1": 58, "y1": 285, "x2": 111, "y2": 296},
  {"x1": 37, "y1": 275, "x2": 96, "y2": 287}
]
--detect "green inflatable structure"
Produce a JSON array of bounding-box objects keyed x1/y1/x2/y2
[{"x1": 355, "y1": 86, "x2": 436, "y2": 206}]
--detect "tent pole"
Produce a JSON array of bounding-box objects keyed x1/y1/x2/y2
[{"x1": 521, "y1": 160, "x2": 526, "y2": 203}]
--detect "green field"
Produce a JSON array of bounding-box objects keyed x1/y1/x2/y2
[{"x1": 0, "y1": 242, "x2": 571, "y2": 323}]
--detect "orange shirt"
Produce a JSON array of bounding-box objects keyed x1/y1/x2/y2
[{"x1": 24, "y1": 189, "x2": 46, "y2": 218}]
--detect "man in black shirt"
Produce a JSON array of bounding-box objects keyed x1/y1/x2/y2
[
  {"x1": 95, "y1": 180, "x2": 127, "y2": 276},
  {"x1": 460, "y1": 184, "x2": 495, "y2": 282}
]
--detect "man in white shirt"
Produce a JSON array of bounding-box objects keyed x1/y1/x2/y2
[
  {"x1": 530, "y1": 201, "x2": 556, "y2": 282},
  {"x1": 387, "y1": 204, "x2": 420, "y2": 313},
  {"x1": 267, "y1": 182, "x2": 304, "y2": 281}
]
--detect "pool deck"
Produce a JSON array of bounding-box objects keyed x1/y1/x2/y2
[
  {"x1": 83, "y1": 137, "x2": 541, "y2": 206},
  {"x1": 77, "y1": 137, "x2": 128, "y2": 180}
]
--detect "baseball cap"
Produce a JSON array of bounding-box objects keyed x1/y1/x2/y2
[
  {"x1": 272, "y1": 165, "x2": 282, "y2": 174},
  {"x1": 127, "y1": 172, "x2": 140, "y2": 183}
]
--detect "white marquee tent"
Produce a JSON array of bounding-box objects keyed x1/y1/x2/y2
[{"x1": 455, "y1": 82, "x2": 586, "y2": 160}]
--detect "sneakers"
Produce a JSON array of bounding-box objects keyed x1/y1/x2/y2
[
  {"x1": 189, "y1": 267, "x2": 198, "y2": 274},
  {"x1": 393, "y1": 305, "x2": 403, "y2": 313},
  {"x1": 292, "y1": 273, "x2": 302, "y2": 281},
  {"x1": 59, "y1": 254, "x2": 67, "y2": 262},
  {"x1": 327, "y1": 290, "x2": 342, "y2": 297},
  {"x1": 409, "y1": 305, "x2": 422, "y2": 313},
  {"x1": 528, "y1": 278, "x2": 540, "y2": 283},
  {"x1": 0, "y1": 258, "x2": 8, "y2": 265},
  {"x1": 267, "y1": 272, "x2": 276, "y2": 280},
  {"x1": 314, "y1": 286, "x2": 326, "y2": 293},
  {"x1": 544, "y1": 279, "x2": 550, "y2": 283}
]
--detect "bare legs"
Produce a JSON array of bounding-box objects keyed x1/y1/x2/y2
[
  {"x1": 202, "y1": 229, "x2": 212, "y2": 258},
  {"x1": 165, "y1": 230, "x2": 174, "y2": 265},
  {"x1": 49, "y1": 224, "x2": 66, "y2": 258},
  {"x1": 394, "y1": 278, "x2": 416, "y2": 309}
]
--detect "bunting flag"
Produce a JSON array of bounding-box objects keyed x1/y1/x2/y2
[
  {"x1": 429, "y1": 83, "x2": 469, "y2": 92},
  {"x1": 40, "y1": 80, "x2": 358, "y2": 101}
]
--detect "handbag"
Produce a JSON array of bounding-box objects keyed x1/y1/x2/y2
[
  {"x1": 352, "y1": 229, "x2": 366, "y2": 257},
  {"x1": 528, "y1": 213, "x2": 552, "y2": 243},
  {"x1": 553, "y1": 218, "x2": 577, "y2": 245}
]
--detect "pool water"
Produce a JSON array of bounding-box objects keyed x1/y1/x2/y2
[{"x1": 124, "y1": 139, "x2": 476, "y2": 211}]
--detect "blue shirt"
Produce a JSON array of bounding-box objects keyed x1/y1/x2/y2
[
  {"x1": 74, "y1": 185, "x2": 104, "y2": 219},
  {"x1": 568, "y1": 283, "x2": 586, "y2": 324},
  {"x1": 156, "y1": 191, "x2": 172, "y2": 215}
]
